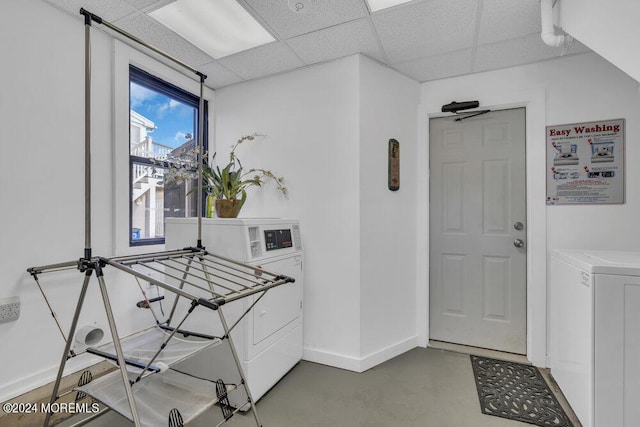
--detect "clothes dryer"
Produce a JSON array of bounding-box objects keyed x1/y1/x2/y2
[{"x1": 166, "y1": 218, "x2": 303, "y2": 408}]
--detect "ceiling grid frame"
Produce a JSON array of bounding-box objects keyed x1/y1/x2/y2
[
  {"x1": 40, "y1": 0, "x2": 590, "y2": 89},
  {"x1": 468, "y1": 0, "x2": 485, "y2": 75}
]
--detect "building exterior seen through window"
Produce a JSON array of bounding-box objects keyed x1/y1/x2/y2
[{"x1": 129, "y1": 66, "x2": 207, "y2": 246}]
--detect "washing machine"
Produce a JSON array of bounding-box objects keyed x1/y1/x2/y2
[
  {"x1": 549, "y1": 249, "x2": 640, "y2": 427},
  {"x1": 165, "y1": 218, "x2": 303, "y2": 408}
]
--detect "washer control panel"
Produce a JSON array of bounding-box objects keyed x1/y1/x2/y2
[{"x1": 264, "y1": 229, "x2": 293, "y2": 251}]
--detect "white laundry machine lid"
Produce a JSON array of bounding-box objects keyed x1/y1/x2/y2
[{"x1": 550, "y1": 249, "x2": 640, "y2": 276}]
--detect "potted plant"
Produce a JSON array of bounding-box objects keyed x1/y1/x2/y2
[
  {"x1": 162, "y1": 133, "x2": 288, "y2": 218},
  {"x1": 203, "y1": 133, "x2": 288, "y2": 217}
]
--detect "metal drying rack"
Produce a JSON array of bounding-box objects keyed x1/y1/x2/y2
[{"x1": 26, "y1": 9, "x2": 293, "y2": 427}]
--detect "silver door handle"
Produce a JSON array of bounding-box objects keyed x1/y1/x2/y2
[{"x1": 514, "y1": 239, "x2": 525, "y2": 248}]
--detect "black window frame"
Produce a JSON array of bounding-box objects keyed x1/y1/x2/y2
[{"x1": 129, "y1": 65, "x2": 208, "y2": 247}]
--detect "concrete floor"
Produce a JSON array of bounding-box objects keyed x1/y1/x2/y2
[
  {"x1": 67, "y1": 346, "x2": 580, "y2": 427},
  {"x1": 223, "y1": 347, "x2": 533, "y2": 427}
]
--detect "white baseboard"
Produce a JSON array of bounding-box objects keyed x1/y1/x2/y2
[
  {"x1": 360, "y1": 336, "x2": 418, "y2": 372},
  {"x1": 303, "y1": 336, "x2": 418, "y2": 373},
  {"x1": 0, "y1": 353, "x2": 103, "y2": 403},
  {"x1": 303, "y1": 347, "x2": 362, "y2": 372}
]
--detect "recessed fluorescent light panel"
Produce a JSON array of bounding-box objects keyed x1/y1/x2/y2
[
  {"x1": 150, "y1": 0, "x2": 275, "y2": 59},
  {"x1": 367, "y1": 0, "x2": 414, "y2": 12}
]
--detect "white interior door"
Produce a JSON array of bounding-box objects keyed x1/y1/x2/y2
[{"x1": 429, "y1": 108, "x2": 526, "y2": 354}]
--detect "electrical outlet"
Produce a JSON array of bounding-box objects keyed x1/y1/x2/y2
[{"x1": 0, "y1": 296, "x2": 20, "y2": 323}]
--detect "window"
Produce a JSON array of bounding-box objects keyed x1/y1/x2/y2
[{"x1": 129, "y1": 66, "x2": 207, "y2": 246}]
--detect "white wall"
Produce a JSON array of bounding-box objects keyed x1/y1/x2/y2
[
  {"x1": 419, "y1": 52, "x2": 640, "y2": 366},
  {"x1": 358, "y1": 56, "x2": 419, "y2": 364},
  {"x1": 215, "y1": 55, "x2": 420, "y2": 371},
  {"x1": 215, "y1": 56, "x2": 364, "y2": 368},
  {"x1": 7, "y1": 0, "x2": 636, "y2": 403},
  {"x1": 1, "y1": 1, "x2": 418, "y2": 400},
  {"x1": 0, "y1": 0, "x2": 213, "y2": 401},
  {"x1": 0, "y1": 0, "x2": 120, "y2": 400},
  {"x1": 559, "y1": 0, "x2": 640, "y2": 84}
]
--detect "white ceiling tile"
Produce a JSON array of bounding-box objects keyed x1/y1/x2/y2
[
  {"x1": 134, "y1": 0, "x2": 175, "y2": 12},
  {"x1": 372, "y1": 0, "x2": 478, "y2": 63},
  {"x1": 198, "y1": 61, "x2": 244, "y2": 89},
  {"x1": 393, "y1": 49, "x2": 473, "y2": 82},
  {"x1": 41, "y1": 0, "x2": 586, "y2": 85},
  {"x1": 474, "y1": 33, "x2": 564, "y2": 73},
  {"x1": 113, "y1": 12, "x2": 214, "y2": 67},
  {"x1": 242, "y1": 0, "x2": 368, "y2": 39},
  {"x1": 478, "y1": 0, "x2": 541, "y2": 45},
  {"x1": 287, "y1": 18, "x2": 384, "y2": 65},
  {"x1": 218, "y1": 42, "x2": 305, "y2": 80},
  {"x1": 125, "y1": 0, "x2": 164, "y2": 10},
  {"x1": 43, "y1": 0, "x2": 136, "y2": 21},
  {"x1": 366, "y1": 0, "x2": 417, "y2": 12}
]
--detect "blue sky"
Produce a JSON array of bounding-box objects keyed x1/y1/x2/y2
[{"x1": 130, "y1": 82, "x2": 195, "y2": 149}]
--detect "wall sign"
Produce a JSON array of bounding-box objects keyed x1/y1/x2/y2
[
  {"x1": 388, "y1": 139, "x2": 399, "y2": 191},
  {"x1": 546, "y1": 118, "x2": 625, "y2": 205}
]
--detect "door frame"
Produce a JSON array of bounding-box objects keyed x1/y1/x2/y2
[
  {"x1": 428, "y1": 108, "x2": 528, "y2": 354},
  {"x1": 416, "y1": 88, "x2": 548, "y2": 367}
]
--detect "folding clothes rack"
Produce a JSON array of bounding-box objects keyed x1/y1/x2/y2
[{"x1": 26, "y1": 9, "x2": 293, "y2": 427}]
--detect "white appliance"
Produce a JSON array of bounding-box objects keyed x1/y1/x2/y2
[
  {"x1": 165, "y1": 218, "x2": 303, "y2": 408},
  {"x1": 549, "y1": 250, "x2": 640, "y2": 427}
]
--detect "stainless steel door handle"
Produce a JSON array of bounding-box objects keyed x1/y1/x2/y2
[{"x1": 514, "y1": 239, "x2": 525, "y2": 248}]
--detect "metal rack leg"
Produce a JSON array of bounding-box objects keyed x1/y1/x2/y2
[
  {"x1": 217, "y1": 309, "x2": 262, "y2": 427},
  {"x1": 95, "y1": 267, "x2": 142, "y2": 426},
  {"x1": 43, "y1": 270, "x2": 92, "y2": 427}
]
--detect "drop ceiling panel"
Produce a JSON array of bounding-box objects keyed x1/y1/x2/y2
[
  {"x1": 242, "y1": 0, "x2": 368, "y2": 39},
  {"x1": 44, "y1": 0, "x2": 136, "y2": 22},
  {"x1": 198, "y1": 61, "x2": 244, "y2": 88},
  {"x1": 125, "y1": 0, "x2": 166, "y2": 10},
  {"x1": 478, "y1": 0, "x2": 541, "y2": 45},
  {"x1": 218, "y1": 41, "x2": 305, "y2": 80},
  {"x1": 114, "y1": 12, "x2": 214, "y2": 66},
  {"x1": 372, "y1": 0, "x2": 478, "y2": 63},
  {"x1": 393, "y1": 49, "x2": 473, "y2": 82},
  {"x1": 474, "y1": 33, "x2": 574, "y2": 73},
  {"x1": 287, "y1": 18, "x2": 384, "y2": 65},
  {"x1": 39, "y1": 0, "x2": 592, "y2": 89}
]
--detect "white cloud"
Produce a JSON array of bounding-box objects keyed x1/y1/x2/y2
[
  {"x1": 174, "y1": 131, "x2": 193, "y2": 144},
  {"x1": 130, "y1": 82, "x2": 191, "y2": 119},
  {"x1": 156, "y1": 102, "x2": 169, "y2": 118},
  {"x1": 155, "y1": 99, "x2": 187, "y2": 119},
  {"x1": 130, "y1": 83, "x2": 156, "y2": 108}
]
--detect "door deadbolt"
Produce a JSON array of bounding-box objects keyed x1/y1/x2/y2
[
  {"x1": 514, "y1": 239, "x2": 525, "y2": 248},
  {"x1": 514, "y1": 222, "x2": 524, "y2": 231}
]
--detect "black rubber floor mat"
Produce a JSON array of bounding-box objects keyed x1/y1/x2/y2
[{"x1": 470, "y1": 355, "x2": 573, "y2": 427}]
